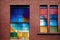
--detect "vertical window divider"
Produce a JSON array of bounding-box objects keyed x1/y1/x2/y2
[
  {"x1": 48, "y1": 5, "x2": 50, "y2": 32},
  {"x1": 57, "y1": 6, "x2": 58, "y2": 32},
  {"x1": 58, "y1": 5, "x2": 60, "y2": 33}
]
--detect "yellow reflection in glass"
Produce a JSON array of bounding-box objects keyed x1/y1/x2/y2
[
  {"x1": 10, "y1": 27, "x2": 15, "y2": 32},
  {"x1": 17, "y1": 31, "x2": 22, "y2": 39},
  {"x1": 22, "y1": 32, "x2": 29, "y2": 40},
  {"x1": 17, "y1": 31, "x2": 29, "y2": 40},
  {"x1": 40, "y1": 27, "x2": 47, "y2": 33}
]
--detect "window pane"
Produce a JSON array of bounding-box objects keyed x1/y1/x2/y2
[
  {"x1": 23, "y1": 23, "x2": 29, "y2": 30},
  {"x1": 10, "y1": 5, "x2": 29, "y2": 22},
  {"x1": 40, "y1": 19, "x2": 47, "y2": 26},
  {"x1": 50, "y1": 27, "x2": 57, "y2": 32},
  {"x1": 10, "y1": 5, "x2": 29, "y2": 40},
  {"x1": 50, "y1": 5, "x2": 58, "y2": 32},
  {"x1": 40, "y1": 27, "x2": 47, "y2": 33},
  {"x1": 50, "y1": 19, "x2": 58, "y2": 26},
  {"x1": 40, "y1": 5, "x2": 48, "y2": 33}
]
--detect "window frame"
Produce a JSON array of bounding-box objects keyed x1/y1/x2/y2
[{"x1": 38, "y1": 5, "x2": 60, "y2": 35}]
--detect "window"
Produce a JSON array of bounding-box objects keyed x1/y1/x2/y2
[
  {"x1": 40, "y1": 5, "x2": 48, "y2": 33},
  {"x1": 50, "y1": 5, "x2": 58, "y2": 32},
  {"x1": 10, "y1": 5, "x2": 29, "y2": 40},
  {"x1": 40, "y1": 5, "x2": 58, "y2": 33}
]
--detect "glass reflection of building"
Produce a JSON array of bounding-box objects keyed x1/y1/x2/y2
[
  {"x1": 40, "y1": 5, "x2": 48, "y2": 33},
  {"x1": 10, "y1": 5, "x2": 29, "y2": 40},
  {"x1": 40, "y1": 5, "x2": 58, "y2": 33},
  {"x1": 50, "y1": 5, "x2": 58, "y2": 32}
]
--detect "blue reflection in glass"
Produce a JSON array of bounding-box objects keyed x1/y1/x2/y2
[
  {"x1": 10, "y1": 7, "x2": 29, "y2": 22},
  {"x1": 50, "y1": 14, "x2": 58, "y2": 19},
  {"x1": 16, "y1": 15, "x2": 23, "y2": 22},
  {"x1": 23, "y1": 23, "x2": 29, "y2": 30},
  {"x1": 10, "y1": 23, "x2": 29, "y2": 32},
  {"x1": 50, "y1": 19, "x2": 58, "y2": 27},
  {"x1": 10, "y1": 23, "x2": 23, "y2": 31},
  {"x1": 40, "y1": 16, "x2": 44, "y2": 19},
  {"x1": 40, "y1": 19, "x2": 47, "y2": 26}
]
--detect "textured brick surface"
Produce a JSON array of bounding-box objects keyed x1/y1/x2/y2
[
  {"x1": 0, "y1": 0, "x2": 10, "y2": 40},
  {"x1": 0, "y1": 0, "x2": 60, "y2": 40}
]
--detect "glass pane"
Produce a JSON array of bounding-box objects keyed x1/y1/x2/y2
[
  {"x1": 40, "y1": 5, "x2": 48, "y2": 33},
  {"x1": 50, "y1": 27, "x2": 57, "y2": 32},
  {"x1": 10, "y1": 5, "x2": 29, "y2": 40},
  {"x1": 40, "y1": 19, "x2": 47, "y2": 26},
  {"x1": 40, "y1": 27, "x2": 47, "y2": 33},
  {"x1": 10, "y1": 5, "x2": 29, "y2": 22},
  {"x1": 50, "y1": 19, "x2": 58, "y2": 27},
  {"x1": 50, "y1": 5, "x2": 58, "y2": 32}
]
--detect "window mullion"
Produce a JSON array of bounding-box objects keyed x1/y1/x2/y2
[{"x1": 47, "y1": 5, "x2": 50, "y2": 32}]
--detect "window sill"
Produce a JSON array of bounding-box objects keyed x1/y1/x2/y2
[{"x1": 37, "y1": 32, "x2": 60, "y2": 35}]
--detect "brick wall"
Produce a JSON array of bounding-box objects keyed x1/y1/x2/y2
[{"x1": 0, "y1": 0, "x2": 60, "y2": 40}]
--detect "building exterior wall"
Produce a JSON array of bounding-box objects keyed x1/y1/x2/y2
[
  {"x1": 0, "y1": 0, "x2": 10, "y2": 40},
  {"x1": 0, "y1": 0, "x2": 60, "y2": 40}
]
